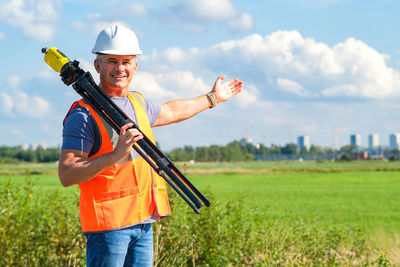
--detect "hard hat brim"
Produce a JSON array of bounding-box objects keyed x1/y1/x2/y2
[{"x1": 92, "y1": 49, "x2": 142, "y2": 56}]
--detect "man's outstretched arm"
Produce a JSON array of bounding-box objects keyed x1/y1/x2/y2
[{"x1": 153, "y1": 76, "x2": 243, "y2": 127}]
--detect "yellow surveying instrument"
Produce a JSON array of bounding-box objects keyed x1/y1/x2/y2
[
  {"x1": 42, "y1": 47, "x2": 70, "y2": 73},
  {"x1": 41, "y1": 47, "x2": 210, "y2": 214}
]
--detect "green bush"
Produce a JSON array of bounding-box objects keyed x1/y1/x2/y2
[
  {"x1": 154, "y1": 191, "x2": 264, "y2": 266},
  {"x1": 339, "y1": 153, "x2": 352, "y2": 161},
  {"x1": 0, "y1": 175, "x2": 388, "y2": 266},
  {"x1": 0, "y1": 174, "x2": 85, "y2": 266},
  {"x1": 154, "y1": 189, "x2": 378, "y2": 266}
]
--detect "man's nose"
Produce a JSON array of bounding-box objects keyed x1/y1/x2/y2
[{"x1": 116, "y1": 63, "x2": 125, "y2": 72}]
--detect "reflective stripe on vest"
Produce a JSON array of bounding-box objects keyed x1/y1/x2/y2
[{"x1": 68, "y1": 91, "x2": 171, "y2": 232}]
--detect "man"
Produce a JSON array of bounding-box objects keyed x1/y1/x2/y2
[{"x1": 58, "y1": 24, "x2": 243, "y2": 267}]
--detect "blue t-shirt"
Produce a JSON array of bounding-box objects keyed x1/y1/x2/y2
[{"x1": 62, "y1": 96, "x2": 161, "y2": 156}]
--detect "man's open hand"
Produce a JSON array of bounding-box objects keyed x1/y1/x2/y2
[{"x1": 211, "y1": 75, "x2": 244, "y2": 103}]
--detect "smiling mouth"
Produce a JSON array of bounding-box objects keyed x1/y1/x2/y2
[{"x1": 112, "y1": 75, "x2": 126, "y2": 79}]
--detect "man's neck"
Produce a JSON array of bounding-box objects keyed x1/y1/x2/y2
[{"x1": 99, "y1": 84, "x2": 128, "y2": 97}]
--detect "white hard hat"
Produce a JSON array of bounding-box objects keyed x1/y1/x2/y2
[{"x1": 92, "y1": 24, "x2": 142, "y2": 55}]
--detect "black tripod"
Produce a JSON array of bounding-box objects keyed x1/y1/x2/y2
[{"x1": 55, "y1": 56, "x2": 210, "y2": 214}]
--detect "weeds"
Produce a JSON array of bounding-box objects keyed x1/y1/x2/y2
[
  {"x1": 0, "y1": 175, "x2": 85, "y2": 266},
  {"x1": 0, "y1": 174, "x2": 393, "y2": 266}
]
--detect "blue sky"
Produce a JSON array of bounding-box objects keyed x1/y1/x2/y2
[{"x1": 1, "y1": 0, "x2": 400, "y2": 151}]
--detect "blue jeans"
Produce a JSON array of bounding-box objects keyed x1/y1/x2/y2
[{"x1": 84, "y1": 224, "x2": 153, "y2": 267}]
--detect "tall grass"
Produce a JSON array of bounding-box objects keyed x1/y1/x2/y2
[
  {"x1": 0, "y1": 173, "x2": 85, "y2": 266},
  {"x1": 0, "y1": 165, "x2": 396, "y2": 266},
  {"x1": 154, "y1": 189, "x2": 383, "y2": 266}
]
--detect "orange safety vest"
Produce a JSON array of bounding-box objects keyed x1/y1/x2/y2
[{"x1": 65, "y1": 92, "x2": 171, "y2": 232}]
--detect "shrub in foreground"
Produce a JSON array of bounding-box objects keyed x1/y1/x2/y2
[
  {"x1": 154, "y1": 190, "x2": 381, "y2": 266},
  {"x1": 0, "y1": 175, "x2": 391, "y2": 266},
  {"x1": 0, "y1": 175, "x2": 85, "y2": 266}
]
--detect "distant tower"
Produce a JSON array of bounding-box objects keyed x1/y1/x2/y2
[
  {"x1": 389, "y1": 133, "x2": 400, "y2": 150},
  {"x1": 240, "y1": 127, "x2": 252, "y2": 144},
  {"x1": 368, "y1": 134, "x2": 379, "y2": 149},
  {"x1": 333, "y1": 127, "x2": 339, "y2": 150},
  {"x1": 297, "y1": 135, "x2": 310, "y2": 152},
  {"x1": 350, "y1": 134, "x2": 361, "y2": 147},
  {"x1": 263, "y1": 132, "x2": 267, "y2": 147}
]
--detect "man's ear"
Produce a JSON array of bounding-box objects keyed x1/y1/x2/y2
[{"x1": 94, "y1": 59, "x2": 100, "y2": 73}]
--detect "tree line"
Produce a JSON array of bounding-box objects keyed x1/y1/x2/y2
[
  {"x1": 165, "y1": 141, "x2": 339, "y2": 162},
  {"x1": 0, "y1": 146, "x2": 61, "y2": 163},
  {"x1": 1, "y1": 142, "x2": 399, "y2": 163},
  {"x1": 166, "y1": 142, "x2": 400, "y2": 162},
  {"x1": 1, "y1": 142, "x2": 316, "y2": 163}
]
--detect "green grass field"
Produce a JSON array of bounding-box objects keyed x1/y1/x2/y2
[
  {"x1": 191, "y1": 170, "x2": 400, "y2": 227},
  {"x1": 2, "y1": 160, "x2": 400, "y2": 231},
  {"x1": 1, "y1": 160, "x2": 400, "y2": 264}
]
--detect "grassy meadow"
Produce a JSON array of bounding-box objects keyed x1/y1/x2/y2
[{"x1": 1, "y1": 160, "x2": 400, "y2": 266}]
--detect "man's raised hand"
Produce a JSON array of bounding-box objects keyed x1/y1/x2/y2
[{"x1": 211, "y1": 75, "x2": 244, "y2": 103}]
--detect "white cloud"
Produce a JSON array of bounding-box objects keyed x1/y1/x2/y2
[
  {"x1": 38, "y1": 67, "x2": 57, "y2": 80},
  {"x1": 181, "y1": 24, "x2": 205, "y2": 34},
  {"x1": 99, "y1": 2, "x2": 147, "y2": 21},
  {"x1": 160, "y1": 0, "x2": 254, "y2": 33},
  {"x1": 227, "y1": 13, "x2": 253, "y2": 33},
  {"x1": 8, "y1": 75, "x2": 21, "y2": 89},
  {"x1": 237, "y1": 83, "x2": 258, "y2": 108},
  {"x1": 204, "y1": 31, "x2": 346, "y2": 77},
  {"x1": 72, "y1": 1, "x2": 251, "y2": 37},
  {"x1": 321, "y1": 84, "x2": 358, "y2": 97},
  {"x1": 73, "y1": 2, "x2": 147, "y2": 36},
  {"x1": 185, "y1": 0, "x2": 237, "y2": 20},
  {"x1": 326, "y1": 37, "x2": 400, "y2": 98},
  {"x1": 0, "y1": 90, "x2": 51, "y2": 118},
  {"x1": 0, "y1": 74, "x2": 51, "y2": 118},
  {"x1": 72, "y1": 21, "x2": 88, "y2": 32},
  {"x1": 120, "y1": 2, "x2": 147, "y2": 18},
  {"x1": 0, "y1": 32, "x2": 5, "y2": 40},
  {"x1": 162, "y1": 71, "x2": 208, "y2": 96},
  {"x1": 131, "y1": 70, "x2": 208, "y2": 101},
  {"x1": 0, "y1": 93, "x2": 14, "y2": 114},
  {"x1": 147, "y1": 30, "x2": 400, "y2": 100},
  {"x1": 92, "y1": 20, "x2": 132, "y2": 37},
  {"x1": 276, "y1": 77, "x2": 313, "y2": 97},
  {"x1": 76, "y1": 19, "x2": 144, "y2": 41},
  {"x1": 131, "y1": 72, "x2": 171, "y2": 100},
  {"x1": 163, "y1": 47, "x2": 186, "y2": 64},
  {"x1": 0, "y1": 0, "x2": 60, "y2": 41}
]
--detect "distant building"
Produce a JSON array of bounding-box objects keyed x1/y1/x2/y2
[
  {"x1": 29, "y1": 143, "x2": 38, "y2": 150},
  {"x1": 351, "y1": 150, "x2": 368, "y2": 160},
  {"x1": 369, "y1": 149, "x2": 384, "y2": 160},
  {"x1": 368, "y1": 134, "x2": 379, "y2": 149},
  {"x1": 350, "y1": 134, "x2": 361, "y2": 147},
  {"x1": 39, "y1": 142, "x2": 47, "y2": 149},
  {"x1": 21, "y1": 143, "x2": 29, "y2": 150},
  {"x1": 297, "y1": 135, "x2": 310, "y2": 152},
  {"x1": 389, "y1": 133, "x2": 400, "y2": 150},
  {"x1": 240, "y1": 137, "x2": 253, "y2": 145}
]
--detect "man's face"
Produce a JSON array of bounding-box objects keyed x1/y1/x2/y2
[{"x1": 94, "y1": 54, "x2": 137, "y2": 95}]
